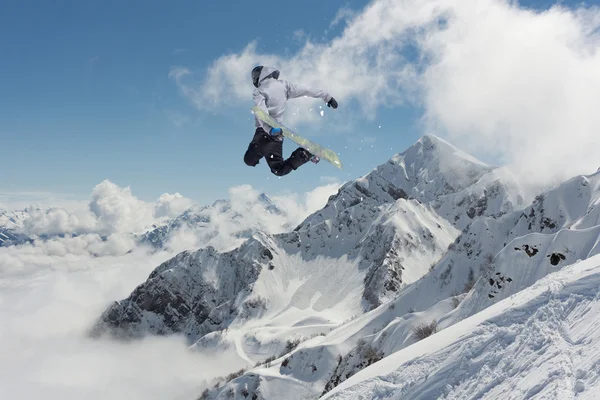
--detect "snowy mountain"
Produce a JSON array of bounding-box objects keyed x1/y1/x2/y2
[
  {"x1": 0, "y1": 190, "x2": 286, "y2": 252},
  {"x1": 0, "y1": 228, "x2": 32, "y2": 247},
  {"x1": 323, "y1": 253, "x2": 600, "y2": 400},
  {"x1": 91, "y1": 134, "x2": 600, "y2": 400},
  {"x1": 92, "y1": 197, "x2": 458, "y2": 341},
  {"x1": 92, "y1": 135, "x2": 485, "y2": 340},
  {"x1": 0, "y1": 208, "x2": 31, "y2": 227},
  {"x1": 243, "y1": 171, "x2": 600, "y2": 399},
  {"x1": 137, "y1": 193, "x2": 285, "y2": 252},
  {"x1": 0, "y1": 208, "x2": 33, "y2": 246}
]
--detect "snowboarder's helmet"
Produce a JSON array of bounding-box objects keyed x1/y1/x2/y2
[
  {"x1": 252, "y1": 66, "x2": 280, "y2": 88},
  {"x1": 252, "y1": 66, "x2": 263, "y2": 88}
]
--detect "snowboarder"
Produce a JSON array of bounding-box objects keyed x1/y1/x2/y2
[{"x1": 244, "y1": 66, "x2": 338, "y2": 176}]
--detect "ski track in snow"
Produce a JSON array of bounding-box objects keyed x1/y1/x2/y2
[{"x1": 323, "y1": 256, "x2": 600, "y2": 400}]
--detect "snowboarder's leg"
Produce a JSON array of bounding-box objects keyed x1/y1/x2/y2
[
  {"x1": 264, "y1": 140, "x2": 313, "y2": 176},
  {"x1": 244, "y1": 129, "x2": 271, "y2": 167}
]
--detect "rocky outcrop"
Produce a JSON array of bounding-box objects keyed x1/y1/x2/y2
[
  {"x1": 0, "y1": 227, "x2": 32, "y2": 247},
  {"x1": 0, "y1": 209, "x2": 33, "y2": 247},
  {"x1": 93, "y1": 134, "x2": 516, "y2": 339},
  {"x1": 91, "y1": 236, "x2": 275, "y2": 341}
]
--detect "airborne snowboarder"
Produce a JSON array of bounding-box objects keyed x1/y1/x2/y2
[{"x1": 244, "y1": 66, "x2": 338, "y2": 176}]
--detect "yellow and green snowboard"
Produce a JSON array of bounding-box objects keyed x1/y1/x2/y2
[{"x1": 252, "y1": 106, "x2": 343, "y2": 170}]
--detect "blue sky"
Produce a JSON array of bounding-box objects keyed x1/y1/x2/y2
[{"x1": 0, "y1": 0, "x2": 591, "y2": 207}]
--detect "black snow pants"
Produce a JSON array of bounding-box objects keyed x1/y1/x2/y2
[{"x1": 243, "y1": 128, "x2": 311, "y2": 176}]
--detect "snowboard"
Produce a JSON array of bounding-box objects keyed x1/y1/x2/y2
[{"x1": 252, "y1": 106, "x2": 343, "y2": 169}]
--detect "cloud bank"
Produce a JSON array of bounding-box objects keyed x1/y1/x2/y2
[
  {"x1": 4, "y1": 178, "x2": 341, "y2": 256},
  {"x1": 0, "y1": 245, "x2": 242, "y2": 400},
  {"x1": 171, "y1": 0, "x2": 600, "y2": 186},
  {"x1": 15, "y1": 180, "x2": 190, "y2": 239},
  {"x1": 154, "y1": 192, "x2": 195, "y2": 219},
  {"x1": 0, "y1": 179, "x2": 341, "y2": 398},
  {"x1": 162, "y1": 182, "x2": 341, "y2": 253}
]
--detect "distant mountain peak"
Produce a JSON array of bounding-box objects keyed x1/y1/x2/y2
[
  {"x1": 408, "y1": 134, "x2": 490, "y2": 167},
  {"x1": 258, "y1": 192, "x2": 274, "y2": 204},
  {"x1": 298, "y1": 134, "x2": 498, "y2": 232},
  {"x1": 138, "y1": 192, "x2": 284, "y2": 251}
]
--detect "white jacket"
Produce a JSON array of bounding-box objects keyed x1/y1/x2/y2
[{"x1": 253, "y1": 66, "x2": 332, "y2": 133}]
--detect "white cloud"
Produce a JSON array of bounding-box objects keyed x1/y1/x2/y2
[
  {"x1": 292, "y1": 29, "x2": 307, "y2": 42},
  {"x1": 329, "y1": 7, "x2": 356, "y2": 30},
  {"x1": 320, "y1": 176, "x2": 341, "y2": 185},
  {"x1": 24, "y1": 206, "x2": 98, "y2": 236},
  {"x1": 304, "y1": 182, "x2": 341, "y2": 212},
  {"x1": 154, "y1": 192, "x2": 194, "y2": 219},
  {"x1": 271, "y1": 182, "x2": 342, "y2": 227},
  {"x1": 226, "y1": 182, "x2": 341, "y2": 234},
  {"x1": 7, "y1": 181, "x2": 195, "y2": 239},
  {"x1": 0, "y1": 243, "x2": 242, "y2": 400},
  {"x1": 89, "y1": 180, "x2": 155, "y2": 234},
  {"x1": 171, "y1": 0, "x2": 600, "y2": 186},
  {"x1": 0, "y1": 234, "x2": 138, "y2": 260},
  {"x1": 163, "y1": 225, "x2": 206, "y2": 253},
  {"x1": 159, "y1": 183, "x2": 341, "y2": 253},
  {"x1": 416, "y1": 1, "x2": 600, "y2": 186},
  {"x1": 6, "y1": 178, "x2": 338, "y2": 258}
]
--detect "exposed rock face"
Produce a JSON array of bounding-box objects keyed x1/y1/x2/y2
[
  {"x1": 0, "y1": 209, "x2": 33, "y2": 247},
  {"x1": 91, "y1": 236, "x2": 275, "y2": 341},
  {"x1": 296, "y1": 134, "x2": 497, "y2": 232},
  {"x1": 0, "y1": 228, "x2": 32, "y2": 247},
  {"x1": 94, "y1": 135, "x2": 499, "y2": 341},
  {"x1": 97, "y1": 134, "x2": 575, "y2": 399}
]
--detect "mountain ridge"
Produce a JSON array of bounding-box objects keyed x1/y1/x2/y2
[{"x1": 89, "y1": 134, "x2": 600, "y2": 400}]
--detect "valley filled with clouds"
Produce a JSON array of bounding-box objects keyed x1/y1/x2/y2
[{"x1": 0, "y1": 179, "x2": 339, "y2": 399}]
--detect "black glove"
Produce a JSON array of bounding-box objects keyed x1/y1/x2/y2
[{"x1": 327, "y1": 97, "x2": 338, "y2": 109}]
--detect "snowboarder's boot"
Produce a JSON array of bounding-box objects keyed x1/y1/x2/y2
[{"x1": 297, "y1": 148, "x2": 319, "y2": 164}]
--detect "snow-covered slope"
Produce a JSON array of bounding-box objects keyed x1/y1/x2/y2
[
  {"x1": 299, "y1": 135, "x2": 496, "y2": 229},
  {"x1": 208, "y1": 170, "x2": 600, "y2": 399},
  {"x1": 0, "y1": 208, "x2": 31, "y2": 228},
  {"x1": 433, "y1": 166, "x2": 525, "y2": 229},
  {"x1": 324, "y1": 254, "x2": 600, "y2": 400},
  {"x1": 0, "y1": 208, "x2": 33, "y2": 246},
  {"x1": 93, "y1": 197, "x2": 458, "y2": 341},
  {"x1": 312, "y1": 172, "x2": 600, "y2": 396},
  {"x1": 91, "y1": 134, "x2": 600, "y2": 400},
  {"x1": 297, "y1": 136, "x2": 523, "y2": 242},
  {"x1": 91, "y1": 235, "x2": 274, "y2": 341},
  {"x1": 94, "y1": 135, "x2": 502, "y2": 344}
]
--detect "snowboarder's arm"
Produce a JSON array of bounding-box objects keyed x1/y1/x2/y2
[
  {"x1": 285, "y1": 81, "x2": 332, "y2": 103},
  {"x1": 253, "y1": 89, "x2": 273, "y2": 133}
]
